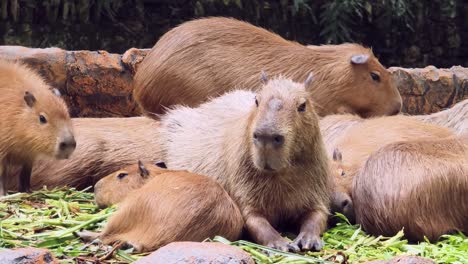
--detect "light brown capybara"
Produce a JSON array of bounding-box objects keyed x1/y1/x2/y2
[
  {"x1": 81, "y1": 161, "x2": 244, "y2": 253},
  {"x1": 0, "y1": 60, "x2": 76, "y2": 196},
  {"x1": 5, "y1": 116, "x2": 162, "y2": 192},
  {"x1": 157, "y1": 73, "x2": 331, "y2": 252},
  {"x1": 133, "y1": 16, "x2": 402, "y2": 118},
  {"x1": 413, "y1": 99, "x2": 467, "y2": 135},
  {"x1": 353, "y1": 134, "x2": 468, "y2": 242},
  {"x1": 325, "y1": 115, "x2": 455, "y2": 222},
  {"x1": 93, "y1": 160, "x2": 166, "y2": 208}
]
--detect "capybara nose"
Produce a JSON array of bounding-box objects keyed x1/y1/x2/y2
[
  {"x1": 253, "y1": 131, "x2": 284, "y2": 147},
  {"x1": 59, "y1": 136, "x2": 77, "y2": 151},
  {"x1": 390, "y1": 101, "x2": 402, "y2": 116},
  {"x1": 331, "y1": 192, "x2": 356, "y2": 223}
]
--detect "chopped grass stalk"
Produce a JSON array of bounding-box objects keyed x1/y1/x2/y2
[{"x1": 0, "y1": 187, "x2": 466, "y2": 263}]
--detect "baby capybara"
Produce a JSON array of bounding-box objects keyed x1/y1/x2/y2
[
  {"x1": 326, "y1": 115, "x2": 454, "y2": 221},
  {"x1": 158, "y1": 73, "x2": 331, "y2": 252},
  {"x1": 0, "y1": 60, "x2": 76, "y2": 196},
  {"x1": 353, "y1": 134, "x2": 468, "y2": 241},
  {"x1": 94, "y1": 160, "x2": 165, "y2": 208},
  {"x1": 134, "y1": 17, "x2": 402, "y2": 118},
  {"x1": 86, "y1": 161, "x2": 243, "y2": 253}
]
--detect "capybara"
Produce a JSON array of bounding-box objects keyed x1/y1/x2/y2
[
  {"x1": 413, "y1": 99, "x2": 467, "y2": 135},
  {"x1": 133, "y1": 17, "x2": 402, "y2": 118},
  {"x1": 0, "y1": 60, "x2": 76, "y2": 196},
  {"x1": 326, "y1": 115, "x2": 455, "y2": 222},
  {"x1": 82, "y1": 161, "x2": 244, "y2": 253},
  {"x1": 5, "y1": 117, "x2": 162, "y2": 191},
  {"x1": 353, "y1": 134, "x2": 468, "y2": 241},
  {"x1": 94, "y1": 160, "x2": 166, "y2": 208},
  {"x1": 157, "y1": 73, "x2": 331, "y2": 252}
]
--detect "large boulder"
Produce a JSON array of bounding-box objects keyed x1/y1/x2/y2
[
  {"x1": 133, "y1": 241, "x2": 254, "y2": 264},
  {"x1": 0, "y1": 46, "x2": 466, "y2": 117}
]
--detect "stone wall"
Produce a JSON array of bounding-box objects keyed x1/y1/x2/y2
[{"x1": 0, "y1": 45, "x2": 466, "y2": 117}]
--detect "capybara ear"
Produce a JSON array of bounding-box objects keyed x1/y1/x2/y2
[
  {"x1": 154, "y1": 161, "x2": 167, "y2": 169},
  {"x1": 52, "y1": 88, "x2": 62, "y2": 97},
  {"x1": 24, "y1": 91, "x2": 36, "y2": 107},
  {"x1": 304, "y1": 72, "x2": 314, "y2": 87},
  {"x1": 332, "y1": 148, "x2": 343, "y2": 162},
  {"x1": 350, "y1": 54, "x2": 369, "y2": 65},
  {"x1": 138, "y1": 160, "x2": 150, "y2": 178},
  {"x1": 260, "y1": 70, "x2": 268, "y2": 84}
]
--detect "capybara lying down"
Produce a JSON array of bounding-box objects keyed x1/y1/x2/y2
[
  {"x1": 5, "y1": 117, "x2": 162, "y2": 191},
  {"x1": 353, "y1": 134, "x2": 468, "y2": 242},
  {"x1": 83, "y1": 161, "x2": 243, "y2": 253},
  {"x1": 157, "y1": 73, "x2": 331, "y2": 252},
  {"x1": 94, "y1": 160, "x2": 165, "y2": 208},
  {"x1": 0, "y1": 60, "x2": 76, "y2": 196},
  {"x1": 413, "y1": 99, "x2": 467, "y2": 135},
  {"x1": 325, "y1": 115, "x2": 455, "y2": 222},
  {"x1": 134, "y1": 16, "x2": 402, "y2": 118}
]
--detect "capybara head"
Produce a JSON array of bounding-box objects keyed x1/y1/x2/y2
[
  {"x1": 21, "y1": 90, "x2": 76, "y2": 159},
  {"x1": 249, "y1": 72, "x2": 318, "y2": 172},
  {"x1": 0, "y1": 60, "x2": 76, "y2": 160},
  {"x1": 94, "y1": 160, "x2": 167, "y2": 208},
  {"x1": 329, "y1": 148, "x2": 356, "y2": 223},
  {"x1": 306, "y1": 44, "x2": 402, "y2": 117}
]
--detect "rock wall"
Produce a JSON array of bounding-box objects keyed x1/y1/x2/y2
[{"x1": 0, "y1": 46, "x2": 466, "y2": 117}]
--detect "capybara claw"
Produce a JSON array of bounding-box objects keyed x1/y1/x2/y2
[{"x1": 292, "y1": 233, "x2": 324, "y2": 252}]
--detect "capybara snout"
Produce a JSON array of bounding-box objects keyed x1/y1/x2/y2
[{"x1": 56, "y1": 133, "x2": 76, "y2": 159}]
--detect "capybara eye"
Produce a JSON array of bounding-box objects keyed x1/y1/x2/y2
[
  {"x1": 370, "y1": 72, "x2": 380, "y2": 82},
  {"x1": 39, "y1": 114, "x2": 47, "y2": 124},
  {"x1": 117, "y1": 172, "x2": 128, "y2": 179},
  {"x1": 297, "y1": 102, "x2": 306, "y2": 112},
  {"x1": 255, "y1": 97, "x2": 259, "y2": 107},
  {"x1": 341, "y1": 171, "x2": 346, "y2": 177}
]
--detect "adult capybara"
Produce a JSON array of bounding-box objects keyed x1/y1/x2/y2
[
  {"x1": 133, "y1": 17, "x2": 402, "y2": 118},
  {"x1": 94, "y1": 160, "x2": 166, "y2": 208},
  {"x1": 158, "y1": 73, "x2": 331, "y2": 252},
  {"x1": 0, "y1": 60, "x2": 76, "y2": 196},
  {"x1": 413, "y1": 99, "x2": 467, "y2": 135},
  {"x1": 326, "y1": 115, "x2": 455, "y2": 222},
  {"x1": 353, "y1": 135, "x2": 468, "y2": 242},
  {"x1": 5, "y1": 117, "x2": 162, "y2": 191},
  {"x1": 82, "y1": 161, "x2": 244, "y2": 253}
]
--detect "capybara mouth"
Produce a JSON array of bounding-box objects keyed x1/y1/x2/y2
[{"x1": 55, "y1": 152, "x2": 72, "y2": 160}]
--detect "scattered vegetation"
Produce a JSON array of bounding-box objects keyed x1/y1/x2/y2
[{"x1": 0, "y1": 187, "x2": 467, "y2": 263}]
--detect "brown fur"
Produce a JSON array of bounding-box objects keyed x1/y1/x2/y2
[
  {"x1": 325, "y1": 115, "x2": 455, "y2": 222},
  {"x1": 353, "y1": 135, "x2": 468, "y2": 241},
  {"x1": 413, "y1": 99, "x2": 467, "y2": 135},
  {"x1": 0, "y1": 60, "x2": 75, "y2": 196},
  {"x1": 157, "y1": 75, "x2": 331, "y2": 252},
  {"x1": 5, "y1": 117, "x2": 162, "y2": 191},
  {"x1": 93, "y1": 162, "x2": 244, "y2": 252},
  {"x1": 133, "y1": 17, "x2": 402, "y2": 118}
]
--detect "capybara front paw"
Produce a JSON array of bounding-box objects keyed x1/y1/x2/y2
[
  {"x1": 266, "y1": 238, "x2": 299, "y2": 252},
  {"x1": 292, "y1": 232, "x2": 324, "y2": 252}
]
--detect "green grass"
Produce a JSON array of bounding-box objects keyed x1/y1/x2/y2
[{"x1": 0, "y1": 187, "x2": 466, "y2": 263}]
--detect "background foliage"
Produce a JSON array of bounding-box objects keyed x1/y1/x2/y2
[{"x1": 0, "y1": 0, "x2": 466, "y2": 68}]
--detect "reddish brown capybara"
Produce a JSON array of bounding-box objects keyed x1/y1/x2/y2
[
  {"x1": 93, "y1": 160, "x2": 166, "y2": 208},
  {"x1": 325, "y1": 115, "x2": 455, "y2": 222},
  {"x1": 133, "y1": 17, "x2": 402, "y2": 118},
  {"x1": 82, "y1": 161, "x2": 244, "y2": 253},
  {"x1": 5, "y1": 117, "x2": 163, "y2": 192},
  {"x1": 353, "y1": 134, "x2": 468, "y2": 242},
  {"x1": 413, "y1": 99, "x2": 467, "y2": 135},
  {"x1": 0, "y1": 60, "x2": 76, "y2": 196},
  {"x1": 157, "y1": 73, "x2": 331, "y2": 252}
]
